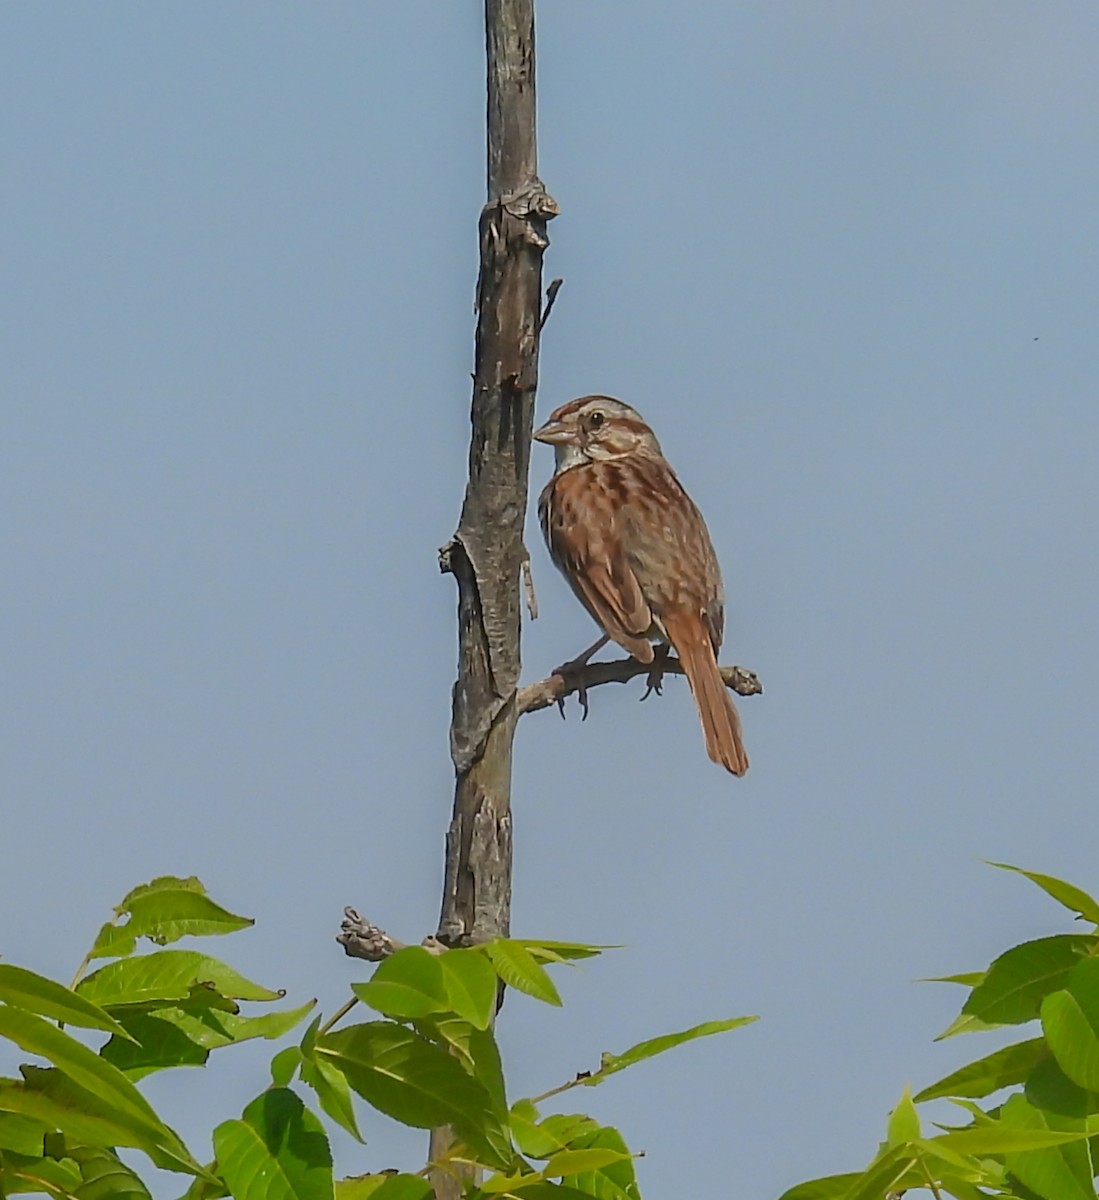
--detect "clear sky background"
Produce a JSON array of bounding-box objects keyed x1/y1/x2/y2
[{"x1": 3, "y1": 3, "x2": 1099, "y2": 1197}]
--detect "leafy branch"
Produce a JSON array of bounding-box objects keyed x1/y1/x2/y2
[{"x1": 0, "y1": 876, "x2": 755, "y2": 1200}]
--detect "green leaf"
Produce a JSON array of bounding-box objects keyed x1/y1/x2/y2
[
  {"x1": 937, "y1": 936, "x2": 1095, "y2": 1038},
  {"x1": 77, "y1": 951, "x2": 281, "y2": 1008},
  {"x1": 914, "y1": 1038, "x2": 1047, "y2": 1102},
  {"x1": 89, "y1": 877, "x2": 251, "y2": 960},
  {"x1": 842, "y1": 1144, "x2": 917, "y2": 1200},
  {"x1": 87, "y1": 920, "x2": 139, "y2": 963},
  {"x1": 481, "y1": 1145, "x2": 633, "y2": 1191},
  {"x1": 116, "y1": 875, "x2": 209, "y2": 909},
  {"x1": 207, "y1": 1001, "x2": 316, "y2": 1045},
  {"x1": 352, "y1": 948, "x2": 448, "y2": 1021},
  {"x1": 944, "y1": 1181, "x2": 1013, "y2": 1200},
  {"x1": 0, "y1": 1149, "x2": 83, "y2": 1198},
  {"x1": 440, "y1": 950, "x2": 498, "y2": 1031},
  {"x1": 0, "y1": 1006, "x2": 162, "y2": 1129},
  {"x1": 577, "y1": 1016, "x2": 758, "y2": 1088},
  {"x1": 923, "y1": 972, "x2": 987, "y2": 988},
  {"x1": 1043, "y1": 991, "x2": 1099, "y2": 1093},
  {"x1": 300, "y1": 1055, "x2": 363, "y2": 1144},
  {"x1": 131, "y1": 994, "x2": 313, "y2": 1058},
  {"x1": 495, "y1": 1187, "x2": 616, "y2": 1200},
  {"x1": 100, "y1": 1012, "x2": 211, "y2": 1078},
  {"x1": 775, "y1": 1174, "x2": 863, "y2": 1200},
  {"x1": 471, "y1": 1028, "x2": 508, "y2": 1117},
  {"x1": 557, "y1": 1124, "x2": 639, "y2": 1200},
  {"x1": 543, "y1": 1147, "x2": 633, "y2": 1177},
  {"x1": 923, "y1": 1177, "x2": 1002, "y2": 1200},
  {"x1": 484, "y1": 942, "x2": 561, "y2": 1007},
  {"x1": 348, "y1": 1178, "x2": 432, "y2": 1200},
  {"x1": 1043, "y1": 958, "x2": 1099, "y2": 1091},
  {"x1": 476, "y1": 1170, "x2": 543, "y2": 1196},
  {"x1": 407, "y1": 1013, "x2": 508, "y2": 1119},
  {"x1": 886, "y1": 1084, "x2": 921, "y2": 1145},
  {"x1": 932, "y1": 1124, "x2": 1093, "y2": 1154},
  {"x1": 174, "y1": 1168, "x2": 230, "y2": 1200},
  {"x1": 0, "y1": 1112, "x2": 50, "y2": 1156},
  {"x1": 508, "y1": 1107, "x2": 552, "y2": 1160},
  {"x1": 0, "y1": 1070, "x2": 154, "y2": 1152},
  {"x1": 508, "y1": 1105, "x2": 596, "y2": 1161},
  {"x1": 123, "y1": 889, "x2": 253, "y2": 947},
  {"x1": 101, "y1": 993, "x2": 310, "y2": 1081},
  {"x1": 916, "y1": 1132, "x2": 996, "y2": 1173},
  {"x1": 988, "y1": 864, "x2": 1099, "y2": 926},
  {"x1": 271, "y1": 1048, "x2": 302, "y2": 1089},
  {"x1": 67, "y1": 1144, "x2": 154, "y2": 1200},
  {"x1": 368, "y1": 1181, "x2": 433, "y2": 1200},
  {"x1": 999, "y1": 1094, "x2": 1097, "y2": 1200},
  {"x1": 333, "y1": 1178, "x2": 387, "y2": 1200},
  {"x1": 0, "y1": 1069, "x2": 201, "y2": 1177},
  {"x1": 213, "y1": 1089, "x2": 332, "y2": 1200},
  {"x1": 316, "y1": 1022, "x2": 512, "y2": 1169},
  {"x1": 511, "y1": 941, "x2": 616, "y2": 962},
  {"x1": 0, "y1": 966, "x2": 132, "y2": 1041},
  {"x1": 1026, "y1": 1056, "x2": 1099, "y2": 1120},
  {"x1": 333, "y1": 1179, "x2": 430, "y2": 1200},
  {"x1": 943, "y1": 1097, "x2": 999, "y2": 1121}
]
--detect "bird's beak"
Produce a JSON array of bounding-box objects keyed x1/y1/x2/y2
[{"x1": 532, "y1": 418, "x2": 571, "y2": 445}]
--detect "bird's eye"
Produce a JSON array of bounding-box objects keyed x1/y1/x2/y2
[{"x1": 588, "y1": 411, "x2": 605, "y2": 429}]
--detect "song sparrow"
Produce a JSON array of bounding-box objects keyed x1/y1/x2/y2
[{"x1": 534, "y1": 395, "x2": 749, "y2": 776}]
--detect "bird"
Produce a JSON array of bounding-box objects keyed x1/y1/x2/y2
[{"x1": 533, "y1": 395, "x2": 749, "y2": 776}]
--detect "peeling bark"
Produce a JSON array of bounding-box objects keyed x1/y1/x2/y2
[
  {"x1": 431, "y1": 4, "x2": 554, "y2": 1196},
  {"x1": 437, "y1": 0, "x2": 555, "y2": 952}
]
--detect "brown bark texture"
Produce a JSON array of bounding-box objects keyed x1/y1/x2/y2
[
  {"x1": 431, "y1": 2, "x2": 556, "y2": 1196},
  {"x1": 437, "y1": 0, "x2": 556, "y2": 952}
]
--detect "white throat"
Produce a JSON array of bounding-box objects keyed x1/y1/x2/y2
[{"x1": 553, "y1": 442, "x2": 590, "y2": 473}]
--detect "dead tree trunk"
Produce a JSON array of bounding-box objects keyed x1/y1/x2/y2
[
  {"x1": 432, "y1": 1, "x2": 556, "y2": 1194},
  {"x1": 437, "y1": 0, "x2": 555, "y2": 961}
]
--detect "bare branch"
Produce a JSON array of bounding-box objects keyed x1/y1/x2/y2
[
  {"x1": 516, "y1": 656, "x2": 763, "y2": 717},
  {"x1": 521, "y1": 551, "x2": 538, "y2": 620},
  {"x1": 337, "y1": 909, "x2": 447, "y2": 961},
  {"x1": 337, "y1": 908, "x2": 406, "y2": 961},
  {"x1": 538, "y1": 276, "x2": 563, "y2": 331}
]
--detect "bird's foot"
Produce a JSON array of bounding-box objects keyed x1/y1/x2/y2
[
  {"x1": 551, "y1": 635, "x2": 608, "y2": 720},
  {"x1": 640, "y1": 645, "x2": 672, "y2": 702},
  {"x1": 553, "y1": 657, "x2": 592, "y2": 720}
]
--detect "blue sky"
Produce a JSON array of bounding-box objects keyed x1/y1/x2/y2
[{"x1": 3, "y1": 4, "x2": 1099, "y2": 1196}]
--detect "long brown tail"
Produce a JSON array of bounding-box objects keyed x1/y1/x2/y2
[{"x1": 662, "y1": 612, "x2": 749, "y2": 777}]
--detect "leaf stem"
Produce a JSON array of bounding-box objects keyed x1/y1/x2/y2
[
  {"x1": 317, "y1": 996, "x2": 359, "y2": 1036},
  {"x1": 69, "y1": 950, "x2": 94, "y2": 991},
  {"x1": 916, "y1": 1152, "x2": 944, "y2": 1200},
  {"x1": 528, "y1": 1076, "x2": 591, "y2": 1105}
]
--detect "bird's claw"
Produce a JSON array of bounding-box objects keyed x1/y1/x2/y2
[
  {"x1": 553, "y1": 657, "x2": 592, "y2": 721},
  {"x1": 640, "y1": 646, "x2": 670, "y2": 702}
]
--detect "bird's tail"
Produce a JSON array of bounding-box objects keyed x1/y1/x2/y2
[{"x1": 663, "y1": 612, "x2": 749, "y2": 777}]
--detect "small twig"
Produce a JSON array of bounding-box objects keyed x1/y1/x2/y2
[
  {"x1": 538, "y1": 277, "x2": 564, "y2": 332},
  {"x1": 521, "y1": 552, "x2": 538, "y2": 620},
  {"x1": 528, "y1": 1072, "x2": 592, "y2": 1105},
  {"x1": 337, "y1": 908, "x2": 447, "y2": 962},
  {"x1": 438, "y1": 540, "x2": 456, "y2": 577},
  {"x1": 337, "y1": 908, "x2": 407, "y2": 961},
  {"x1": 517, "y1": 656, "x2": 763, "y2": 717}
]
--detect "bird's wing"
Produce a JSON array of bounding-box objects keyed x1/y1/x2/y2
[{"x1": 539, "y1": 470, "x2": 655, "y2": 661}]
